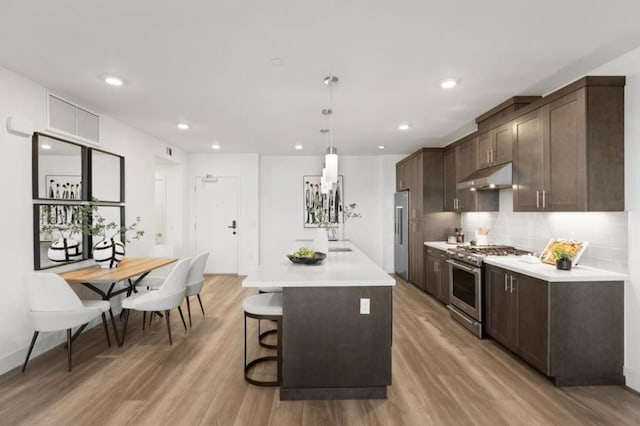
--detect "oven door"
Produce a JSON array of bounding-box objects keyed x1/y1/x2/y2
[{"x1": 447, "y1": 259, "x2": 482, "y2": 321}]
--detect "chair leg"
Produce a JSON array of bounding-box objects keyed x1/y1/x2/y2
[
  {"x1": 149, "y1": 311, "x2": 154, "y2": 327},
  {"x1": 165, "y1": 310, "x2": 173, "y2": 345},
  {"x1": 178, "y1": 306, "x2": 187, "y2": 331},
  {"x1": 142, "y1": 311, "x2": 146, "y2": 331},
  {"x1": 67, "y1": 329, "x2": 72, "y2": 372},
  {"x1": 22, "y1": 331, "x2": 39, "y2": 372},
  {"x1": 186, "y1": 296, "x2": 192, "y2": 327},
  {"x1": 197, "y1": 294, "x2": 205, "y2": 316},
  {"x1": 121, "y1": 309, "x2": 130, "y2": 345},
  {"x1": 108, "y1": 308, "x2": 122, "y2": 347},
  {"x1": 101, "y1": 313, "x2": 111, "y2": 347}
]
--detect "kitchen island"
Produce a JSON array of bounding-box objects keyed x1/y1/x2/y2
[{"x1": 243, "y1": 241, "x2": 395, "y2": 400}]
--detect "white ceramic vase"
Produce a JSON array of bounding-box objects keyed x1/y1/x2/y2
[
  {"x1": 93, "y1": 238, "x2": 125, "y2": 268},
  {"x1": 313, "y1": 228, "x2": 329, "y2": 254},
  {"x1": 47, "y1": 238, "x2": 82, "y2": 262}
]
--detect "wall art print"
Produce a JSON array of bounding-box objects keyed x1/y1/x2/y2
[
  {"x1": 45, "y1": 175, "x2": 82, "y2": 200},
  {"x1": 303, "y1": 175, "x2": 343, "y2": 228}
]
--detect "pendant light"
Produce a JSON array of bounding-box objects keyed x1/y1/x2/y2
[{"x1": 323, "y1": 75, "x2": 339, "y2": 183}]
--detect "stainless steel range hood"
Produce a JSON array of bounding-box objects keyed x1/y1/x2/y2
[{"x1": 456, "y1": 163, "x2": 512, "y2": 190}]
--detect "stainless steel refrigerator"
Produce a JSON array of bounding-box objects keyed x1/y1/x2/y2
[{"x1": 394, "y1": 191, "x2": 409, "y2": 281}]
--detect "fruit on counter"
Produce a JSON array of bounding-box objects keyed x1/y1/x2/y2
[{"x1": 291, "y1": 247, "x2": 315, "y2": 258}]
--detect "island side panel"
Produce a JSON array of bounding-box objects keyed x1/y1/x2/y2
[
  {"x1": 281, "y1": 286, "x2": 392, "y2": 399},
  {"x1": 549, "y1": 280, "x2": 624, "y2": 386}
]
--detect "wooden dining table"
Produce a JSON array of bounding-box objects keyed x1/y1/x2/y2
[{"x1": 60, "y1": 257, "x2": 178, "y2": 346}]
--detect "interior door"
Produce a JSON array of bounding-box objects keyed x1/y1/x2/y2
[
  {"x1": 194, "y1": 176, "x2": 239, "y2": 274},
  {"x1": 154, "y1": 178, "x2": 167, "y2": 244}
]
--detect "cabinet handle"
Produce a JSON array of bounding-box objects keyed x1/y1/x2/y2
[
  {"x1": 542, "y1": 190, "x2": 546, "y2": 208},
  {"x1": 510, "y1": 275, "x2": 514, "y2": 293},
  {"x1": 487, "y1": 150, "x2": 490, "y2": 164},
  {"x1": 504, "y1": 274, "x2": 508, "y2": 292},
  {"x1": 536, "y1": 190, "x2": 540, "y2": 209}
]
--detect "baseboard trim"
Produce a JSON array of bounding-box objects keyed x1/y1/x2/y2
[{"x1": 624, "y1": 366, "x2": 640, "y2": 392}]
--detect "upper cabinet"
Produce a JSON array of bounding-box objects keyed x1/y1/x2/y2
[
  {"x1": 396, "y1": 161, "x2": 408, "y2": 191},
  {"x1": 513, "y1": 77, "x2": 625, "y2": 211},
  {"x1": 443, "y1": 147, "x2": 457, "y2": 212},
  {"x1": 476, "y1": 122, "x2": 513, "y2": 169}
]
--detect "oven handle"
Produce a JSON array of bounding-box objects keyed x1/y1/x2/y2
[{"x1": 446, "y1": 259, "x2": 481, "y2": 274}]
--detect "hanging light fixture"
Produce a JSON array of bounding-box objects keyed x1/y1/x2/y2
[
  {"x1": 320, "y1": 128, "x2": 331, "y2": 194},
  {"x1": 323, "y1": 75, "x2": 339, "y2": 183}
]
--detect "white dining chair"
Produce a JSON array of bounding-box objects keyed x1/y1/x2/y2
[
  {"x1": 22, "y1": 272, "x2": 112, "y2": 372},
  {"x1": 135, "y1": 244, "x2": 175, "y2": 290},
  {"x1": 184, "y1": 252, "x2": 209, "y2": 327},
  {"x1": 121, "y1": 257, "x2": 191, "y2": 345}
]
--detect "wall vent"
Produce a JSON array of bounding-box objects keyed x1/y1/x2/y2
[{"x1": 46, "y1": 92, "x2": 100, "y2": 145}]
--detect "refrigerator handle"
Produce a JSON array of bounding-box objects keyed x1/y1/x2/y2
[{"x1": 395, "y1": 206, "x2": 403, "y2": 245}]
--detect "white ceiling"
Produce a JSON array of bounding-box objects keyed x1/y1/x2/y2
[{"x1": 1, "y1": 0, "x2": 640, "y2": 155}]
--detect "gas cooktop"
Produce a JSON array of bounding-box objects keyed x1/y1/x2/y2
[{"x1": 447, "y1": 245, "x2": 532, "y2": 266}]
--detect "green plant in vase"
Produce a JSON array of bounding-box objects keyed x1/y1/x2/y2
[
  {"x1": 82, "y1": 201, "x2": 144, "y2": 268},
  {"x1": 551, "y1": 243, "x2": 577, "y2": 270}
]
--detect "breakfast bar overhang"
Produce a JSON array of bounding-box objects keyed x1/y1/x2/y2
[{"x1": 243, "y1": 241, "x2": 395, "y2": 400}]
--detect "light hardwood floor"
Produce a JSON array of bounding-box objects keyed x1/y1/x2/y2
[{"x1": 1, "y1": 274, "x2": 640, "y2": 425}]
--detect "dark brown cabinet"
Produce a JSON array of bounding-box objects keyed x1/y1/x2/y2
[
  {"x1": 425, "y1": 247, "x2": 449, "y2": 304},
  {"x1": 513, "y1": 108, "x2": 545, "y2": 211},
  {"x1": 396, "y1": 162, "x2": 408, "y2": 191},
  {"x1": 485, "y1": 264, "x2": 624, "y2": 385},
  {"x1": 486, "y1": 264, "x2": 549, "y2": 374},
  {"x1": 477, "y1": 122, "x2": 513, "y2": 169},
  {"x1": 396, "y1": 149, "x2": 459, "y2": 290},
  {"x1": 443, "y1": 147, "x2": 457, "y2": 212},
  {"x1": 456, "y1": 138, "x2": 499, "y2": 212},
  {"x1": 513, "y1": 77, "x2": 625, "y2": 212}
]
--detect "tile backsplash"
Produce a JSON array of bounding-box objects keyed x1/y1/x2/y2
[{"x1": 462, "y1": 189, "x2": 628, "y2": 273}]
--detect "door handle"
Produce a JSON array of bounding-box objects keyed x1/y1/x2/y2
[{"x1": 227, "y1": 220, "x2": 237, "y2": 229}]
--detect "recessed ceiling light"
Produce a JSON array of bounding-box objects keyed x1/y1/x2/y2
[
  {"x1": 295, "y1": 144, "x2": 303, "y2": 150},
  {"x1": 176, "y1": 123, "x2": 190, "y2": 130},
  {"x1": 41, "y1": 144, "x2": 51, "y2": 150},
  {"x1": 271, "y1": 57, "x2": 283, "y2": 66},
  {"x1": 211, "y1": 143, "x2": 221, "y2": 150},
  {"x1": 377, "y1": 145, "x2": 386, "y2": 150},
  {"x1": 398, "y1": 123, "x2": 411, "y2": 131},
  {"x1": 104, "y1": 75, "x2": 124, "y2": 86},
  {"x1": 440, "y1": 79, "x2": 457, "y2": 89}
]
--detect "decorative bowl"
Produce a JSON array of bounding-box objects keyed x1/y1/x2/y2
[{"x1": 287, "y1": 252, "x2": 327, "y2": 265}]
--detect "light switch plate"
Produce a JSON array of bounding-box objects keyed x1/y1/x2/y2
[{"x1": 360, "y1": 298, "x2": 370, "y2": 315}]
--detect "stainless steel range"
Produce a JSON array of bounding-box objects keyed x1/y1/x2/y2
[{"x1": 446, "y1": 245, "x2": 530, "y2": 337}]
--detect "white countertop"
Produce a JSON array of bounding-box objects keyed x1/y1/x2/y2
[
  {"x1": 484, "y1": 256, "x2": 628, "y2": 282},
  {"x1": 424, "y1": 241, "x2": 456, "y2": 251},
  {"x1": 243, "y1": 241, "x2": 395, "y2": 288}
]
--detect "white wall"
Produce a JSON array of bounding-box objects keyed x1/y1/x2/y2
[
  {"x1": 188, "y1": 154, "x2": 259, "y2": 275},
  {"x1": 259, "y1": 155, "x2": 404, "y2": 271},
  {"x1": 0, "y1": 65, "x2": 186, "y2": 375},
  {"x1": 155, "y1": 161, "x2": 186, "y2": 256}
]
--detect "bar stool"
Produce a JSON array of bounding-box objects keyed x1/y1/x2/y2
[
  {"x1": 257, "y1": 287, "x2": 282, "y2": 349},
  {"x1": 243, "y1": 293, "x2": 282, "y2": 387}
]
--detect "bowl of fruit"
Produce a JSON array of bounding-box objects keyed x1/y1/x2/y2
[{"x1": 287, "y1": 247, "x2": 327, "y2": 265}]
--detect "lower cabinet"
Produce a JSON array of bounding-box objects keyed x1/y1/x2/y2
[
  {"x1": 485, "y1": 265, "x2": 549, "y2": 373},
  {"x1": 424, "y1": 247, "x2": 449, "y2": 305},
  {"x1": 485, "y1": 264, "x2": 624, "y2": 386}
]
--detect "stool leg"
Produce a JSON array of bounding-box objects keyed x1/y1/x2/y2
[
  {"x1": 277, "y1": 317, "x2": 282, "y2": 384},
  {"x1": 243, "y1": 313, "x2": 247, "y2": 373}
]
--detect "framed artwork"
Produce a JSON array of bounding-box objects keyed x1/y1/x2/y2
[
  {"x1": 539, "y1": 238, "x2": 588, "y2": 266},
  {"x1": 45, "y1": 175, "x2": 82, "y2": 200},
  {"x1": 303, "y1": 175, "x2": 343, "y2": 228}
]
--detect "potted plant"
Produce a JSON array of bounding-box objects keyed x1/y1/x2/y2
[
  {"x1": 83, "y1": 201, "x2": 144, "y2": 268},
  {"x1": 551, "y1": 243, "x2": 577, "y2": 270}
]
